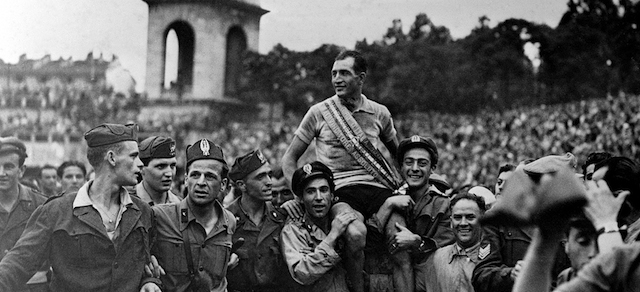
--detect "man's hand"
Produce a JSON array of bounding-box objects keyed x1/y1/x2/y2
[
  {"x1": 228, "y1": 253, "x2": 239, "y2": 270},
  {"x1": 389, "y1": 223, "x2": 421, "y2": 253},
  {"x1": 281, "y1": 199, "x2": 304, "y2": 220},
  {"x1": 510, "y1": 260, "x2": 524, "y2": 280},
  {"x1": 584, "y1": 179, "x2": 629, "y2": 229},
  {"x1": 140, "y1": 283, "x2": 162, "y2": 292},
  {"x1": 385, "y1": 195, "x2": 414, "y2": 212},
  {"x1": 144, "y1": 255, "x2": 165, "y2": 278},
  {"x1": 330, "y1": 212, "x2": 357, "y2": 236}
]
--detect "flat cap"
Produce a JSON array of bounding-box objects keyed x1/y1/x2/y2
[
  {"x1": 0, "y1": 136, "x2": 27, "y2": 158},
  {"x1": 139, "y1": 136, "x2": 176, "y2": 161},
  {"x1": 84, "y1": 123, "x2": 138, "y2": 147},
  {"x1": 186, "y1": 139, "x2": 225, "y2": 167},
  {"x1": 229, "y1": 149, "x2": 268, "y2": 182},
  {"x1": 397, "y1": 135, "x2": 438, "y2": 167},
  {"x1": 291, "y1": 161, "x2": 335, "y2": 197}
]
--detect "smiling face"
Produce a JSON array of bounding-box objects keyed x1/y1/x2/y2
[
  {"x1": 112, "y1": 141, "x2": 143, "y2": 186},
  {"x1": 186, "y1": 159, "x2": 227, "y2": 206},
  {"x1": 141, "y1": 157, "x2": 177, "y2": 193},
  {"x1": 401, "y1": 148, "x2": 434, "y2": 190},
  {"x1": 451, "y1": 199, "x2": 483, "y2": 248},
  {"x1": 331, "y1": 57, "x2": 364, "y2": 100},
  {"x1": 242, "y1": 163, "x2": 273, "y2": 203},
  {"x1": 0, "y1": 153, "x2": 24, "y2": 192},
  {"x1": 302, "y1": 177, "x2": 333, "y2": 219}
]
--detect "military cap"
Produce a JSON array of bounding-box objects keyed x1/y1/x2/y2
[
  {"x1": 291, "y1": 161, "x2": 335, "y2": 197},
  {"x1": 0, "y1": 136, "x2": 28, "y2": 158},
  {"x1": 397, "y1": 135, "x2": 439, "y2": 167},
  {"x1": 228, "y1": 149, "x2": 269, "y2": 182},
  {"x1": 84, "y1": 123, "x2": 138, "y2": 147},
  {"x1": 139, "y1": 136, "x2": 176, "y2": 162},
  {"x1": 186, "y1": 139, "x2": 225, "y2": 167}
]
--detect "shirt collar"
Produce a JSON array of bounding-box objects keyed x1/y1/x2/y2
[
  {"x1": 333, "y1": 94, "x2": 375, "y2": 114},
  {"x1": 448, "y1": 240, "x2": 483, "y2": 264},
  {"x1": 73, "y1": 180, "x2": 134, "y2": 209},
  {"x1": 179, "y1": 199, "x2": 230, "y2": 232}
]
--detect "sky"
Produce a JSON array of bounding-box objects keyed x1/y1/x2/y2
[{"x1": 1, "y1": 0, "x2": 568, "y2": 92}]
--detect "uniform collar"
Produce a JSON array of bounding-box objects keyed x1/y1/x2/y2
[
  {"x1": 448, "y1": 240, "x2": 483, "y2": 264},
  {"x1": 179, "y1": 199, "x2": 230, "y2": 232},
  {"x1": 73, "y1": 180, "x2": 134, "y2": 209}
]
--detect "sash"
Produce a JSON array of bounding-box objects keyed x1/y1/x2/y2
[{"x1": 319, "y1": 96, "x2": 401, "y2": 190}]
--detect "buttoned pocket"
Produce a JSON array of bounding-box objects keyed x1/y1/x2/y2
[{"x1": 154, "y1": 240, "x2": 189, "y2": 274}]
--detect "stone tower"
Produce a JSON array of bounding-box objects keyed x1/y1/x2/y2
[{"x1": 143, "y1": 0, "x2": 267, "y2": 101}]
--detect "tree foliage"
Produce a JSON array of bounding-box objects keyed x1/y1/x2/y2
[{"x1": 238, "y1": 1, "x2": 640, "y2": 116}]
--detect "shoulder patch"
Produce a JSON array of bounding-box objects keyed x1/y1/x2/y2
[{"x1": 478, "y1": 243, "x2": 491, "y2": 260}]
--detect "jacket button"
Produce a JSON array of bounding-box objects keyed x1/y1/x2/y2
[
  {"x1": 202, "y1": 243, "x2": 206, "y2": 248},
  {"x1": 114, "y1": 262, "x2": 118, "y2": 269},
  {"x1": 199, "y1": 267, "x2": 204, "y2": 271}
]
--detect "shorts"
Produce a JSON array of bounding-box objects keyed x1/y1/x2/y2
[{"x1": 334, "y1": 184, "x2": 393, "y2": 220}]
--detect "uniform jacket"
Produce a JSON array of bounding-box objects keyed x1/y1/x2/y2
[
  {"x1": 407, "y1": 186, "x2": 455, "y2": 263},
  {"x1": 0, "y1": 184, "x2": 47, "y2": 291},
  {"x1": 471, "y1": 223, "x2": 569, "y2": 292},
  {"x1": 152, "y1": 199, "x2": 236, "y2": 292},
  {"x1": 0, "y1": 183, "x2": 158, "y2": 292},
  {"x1": 225, "y1": 199, "x2": 295, "y2": 291}
]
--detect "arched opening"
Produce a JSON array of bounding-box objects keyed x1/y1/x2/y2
[
  {"x1": 163, "y1": 21, "x2": 195, "y2": 96},
  {"x1": 225, "y1": 26, "x2": 247, "y2": 96}
]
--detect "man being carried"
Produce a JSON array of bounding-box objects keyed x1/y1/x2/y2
[
  {"x1": 282, "y1": 50, "x2": 407, "y2": 292},
  {"x1": 136, "y1": 136, "x2": 181, "y2": 205}
]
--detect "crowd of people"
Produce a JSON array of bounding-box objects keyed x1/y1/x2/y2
[{"x1": 1, "y1": 50, "x2": 640, "y2": 292}]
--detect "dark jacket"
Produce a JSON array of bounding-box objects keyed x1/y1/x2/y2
[
  {"x1": 225, "y1": 199, "x2": 295, "y2": 291},
  {"x1": 471, "y1": 224, "x2": 569, "y2": 292},
  {"x1": 407, "y1": 187, "x2": 455, "y2": 263},
  {"x1": 0, "y1": 189, "x2": 158, "y2": 291}
]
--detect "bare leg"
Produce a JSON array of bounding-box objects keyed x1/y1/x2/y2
[
  {"x1": 332, "y1": 202, "x2": 366, "y2": 292},
  {"x1": 386, "y1": 212, "x2": 414, "y2": 292}
]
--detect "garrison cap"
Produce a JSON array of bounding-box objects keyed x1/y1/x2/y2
[
  {"x1": 139, "y1": 136, "x2": 176, "y2": 161},
  {"x1": 84, "y1": 123, "x2": 138, "y2": 147},
  {"x1": 186, "y1": 139, "x2": 225, "y2": 167},
  {"x1": 397, "y1": 135, "x2": 439, "y2": 167},
  {"x1": 523, "y1": 153, "x2": 577, "y2": 175},
  {"x1": 229, "y1": 149, "x2": 269, "y2": 182},
  {"x1": 0, "y1": 136, "x2": 28, "y2": 158},
  {"x1": 291, "y1": 161, "x2": 335, "y2": 197}
]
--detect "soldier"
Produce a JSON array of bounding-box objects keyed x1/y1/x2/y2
[
  {"x1": 136, "y1": 136, "x2": 181, "y2": 205},
  {"x1": 0, "y1": 124, "x2": 161, "y2": 291},
  {"x1": 151, "y1": 139, "x2": 237, "y2": 292},
  {"x1": 281, "y1": 161, "x2": 355, "y2": 292},
  {"x1": 57, "y1": 160, "x2": 87, "y2": 193},
  {"x1": 372, "y1": 135, "x2": 455, "y2": 290},
  {"x1": 226, "y1": 149, "x2": 295, "y2": 292},
  {"x1": 0, "y1": 137, "x2": 48, "y2": 291},
  {"x1": 37, "y1": 164, "x2": 58, "y2": 197}
]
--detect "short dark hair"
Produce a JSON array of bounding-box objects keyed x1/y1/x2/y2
[
  {"x1": 599, "y1": 157, "x2": 640, "y2": 210},
  {"x1": 335, "y1": 50, "x2": 367, "y2": 74},
  {"x1": 582, "y1": 151, "x2": 612, "y2": 176},
  {"x1": 498, "y1": 164, "x2": 516, "y2": 175},
  {"x1": 86, "y1": 142, "x2": 125, "y2": 168},
  {"x1": 57, "y1": 160, "x2": 87, "y2": 179},
  {"x1": 450, "y1": 191, "x2": 487, "y2": 214},
  {"x1": 39, "y1": 164, "x2": 57, "y2": 178}
]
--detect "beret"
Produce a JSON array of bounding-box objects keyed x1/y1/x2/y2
[
  {"x1": 397, "y1": 135, "x2": 438, "y2": 166},
  {"x1": 229, "y1": 149, "x2": 268, "y2": 182},
  {"x1": 291, "y1": 161, "x2": 335, "y2": 197},
  {"x1": 139, "y1": 136, "x2": 176, "y2": 161},
  {"x1": 0, "y1": 137, "x2": 28, "y2": 158},
  {"x1": 84, "y1": 123, "x2": 138, "y2": 147},
  {"x1": 186, "y1": 139, "x2": 225, "y2": 167}
]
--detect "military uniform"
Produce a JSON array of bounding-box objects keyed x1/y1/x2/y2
[
  {"x1": 152, "y1": 199, "x2": 236, "y2": 292},
  {"x1": 406, "y1": 185, "x2": 455, "y2": 263},
  {"x1": 0, "y1": 184, "x2": 47, "y2": 291},
  {"x1": 134, "y1": 182, "x2": 181, "y2": 206},
  {"x1": 226, "y1": 199, "x2": 294, "y2": 292},
  {"x1": 0, "y1": 182, "x2": 158, "y2": 291}
]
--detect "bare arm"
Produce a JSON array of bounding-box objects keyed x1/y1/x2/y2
[
  {"x1": 282, "y1": 136, "x2": 310, "y2": 189},
  {"x1": 383, "y1": 136, "x2": 399, "y2": 169},
  {"x1": 513, "y1": 229, "x2": 563, "y2": 292}
]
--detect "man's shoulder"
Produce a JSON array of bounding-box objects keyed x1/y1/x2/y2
[{"x1": 20, "y1": 184, "x2": 47, "y2": 205}]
